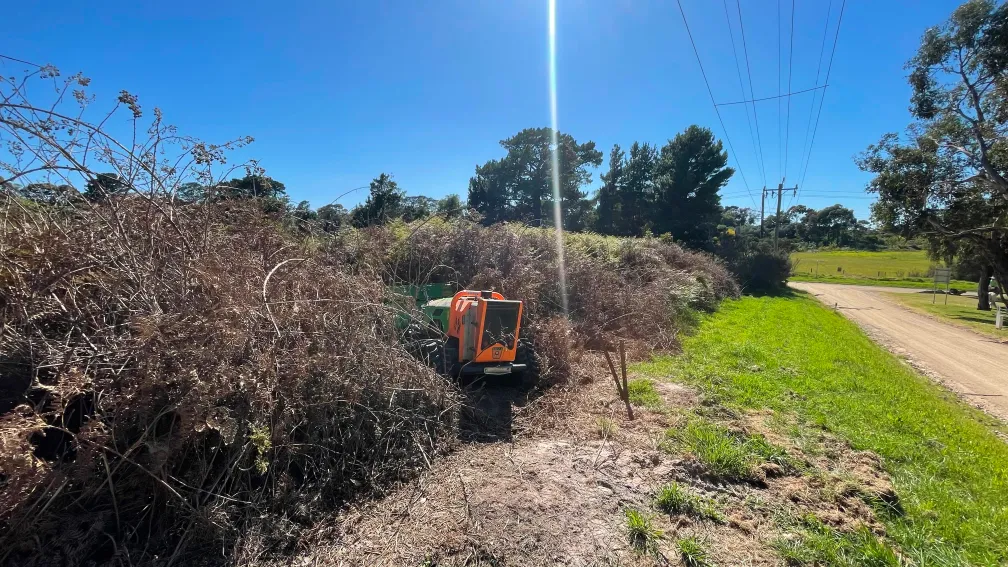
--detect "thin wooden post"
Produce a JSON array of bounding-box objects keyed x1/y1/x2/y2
[
  {"x1": 619, "y1": 342, "x2": 634, "y2": 420},
  {"x1": 604, "y1": 348, "x2": 634, "y2": 421}
]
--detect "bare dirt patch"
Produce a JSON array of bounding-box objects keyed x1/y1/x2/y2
[{"x1": 270, "y1": 362, "x2": 899, "y2": 567}]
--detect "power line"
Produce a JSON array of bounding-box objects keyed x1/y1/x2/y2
[
  {"x1": 676, "y1": 0, "x2": 759, "y2": 210},
  {"x1": 796, "y1": 0, "x2": 834, "y2": 203},
  {"x1": 0, "y1": 54, "x2": 42, "y2": 67},
  {"x1": 783, "y1": 0, "x2": 796, "y2": 183},
  {"x1": 735, "y1": 0, "x2": 768, "y2": 202},
  {"x1": 799, "y1": 0, "x2": 847, "y2": 194},
  {"x1": 723, "y1": 0, "x2": 767, "y2": 187},
  {"x1": 796, "y1": 191, "x2": 870, "y2": 195},
  {"x1": 716, "y1": 85, "x2": 828, "y2": 106},
  {"x1": 777, "y1": 0, "x2": 782, "y2": 182},
  {"x1": 783, "y1": 0, "x2": 798, "y2": 210},
  {"x1": 800, "y1": 194, "x2": 875, "y2": 199}
]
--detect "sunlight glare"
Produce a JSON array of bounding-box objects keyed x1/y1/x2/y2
[{"x1": 548, "y1": 0, "x2": 569, "y2": 316}]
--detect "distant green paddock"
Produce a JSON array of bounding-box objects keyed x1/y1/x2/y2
[{"x1": 789, "y1": 250, "x2": 977, "y2": 291}]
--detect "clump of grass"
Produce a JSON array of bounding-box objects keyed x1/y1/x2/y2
[
  {"x1": 676, "y1": 536, "x2": 712, "y2": 567},
  {"x1": 675, "y1": 419, "x2": 755, "y2": 481},
  {"x1": 627, "y1": 379, "x2": 663, "y2": 409},
  {"x1": 744, "y1": 432, "x2": 803, "y2": 474},
  {"x1": 249, "y1": 424, "x2": 272, "y2": 475},
  {"x1": 654, "y1": 482, "x2": 723, "y2": 522},
  {"x1": 624, "y1": 508, "x2": 662, "y2": 554},
  {"x1": 596, "y1": 416, "x2": 617, "y2": 439},
  {"x1": 773, "y1": 514, "x2": 902, "y2": 567},
  {"x1": 671, "y1": 418, "x2": 798, "y2": 482}
]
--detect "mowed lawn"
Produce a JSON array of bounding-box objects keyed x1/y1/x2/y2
[
  {"x1": 886, "y1": 291, "x2": 1008, "y2": 342},
  {"x1": 637, "y1": 295, "x2": 1008, "y2": 565},
  {"x1": 789, "y1": 249, "x2": 977, "y2": 291}
]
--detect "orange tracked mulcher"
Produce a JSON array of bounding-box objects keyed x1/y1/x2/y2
[{"x1": 420, "y1": 289, "x2": 535, "y2": 377}]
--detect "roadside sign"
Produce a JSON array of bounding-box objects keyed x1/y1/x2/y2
[{"x1": 933, "y1": 267, "x2": 952, "y2": 304}]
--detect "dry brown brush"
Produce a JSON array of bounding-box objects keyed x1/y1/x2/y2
[
  {"x1": 0, "y1": 61, "x2": 738, "y2": 567},
  {"x1": 0, "y1": 199, "x2": 457, "y2": 565},
  {"x1": 341, "y1": 218, "x2": 739, "y2": 351}
]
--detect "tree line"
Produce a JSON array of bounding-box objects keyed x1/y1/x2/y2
[{"x1": 7, "y1": 122, "x2": 882, "y2": 256}]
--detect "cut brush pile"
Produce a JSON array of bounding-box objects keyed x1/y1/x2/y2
[
  {"x1": 0, "y1": 197, "x2": 738, "y2": 566},
  {"x1": 0, "y1": 199, "x2": 458, "y2": 565}
]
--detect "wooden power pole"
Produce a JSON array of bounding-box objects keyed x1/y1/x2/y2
[
  {"x1": 759, "y1": 187, "x2": 766, "y2": 238},
  {"x1": 773, "y1": 180, "x2": 798, "y2": 253}
]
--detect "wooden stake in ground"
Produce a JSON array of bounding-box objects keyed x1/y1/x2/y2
[{"x1": 604, "y1": 344, "x2": 634, "y2": 421}]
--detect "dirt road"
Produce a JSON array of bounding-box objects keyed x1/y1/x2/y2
[{"x1": 791, "y1": 282, "x2": 1008, "y2": 421}]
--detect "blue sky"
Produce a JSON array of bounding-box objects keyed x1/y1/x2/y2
[{"x1": 5, "y1": 1, "x2": 962, "y2": 219}]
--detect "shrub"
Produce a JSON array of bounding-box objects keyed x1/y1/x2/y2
[
  {"x1": 360, "y1": 222, "x2": 740, "y2": 349},
  {"x1": 528, "y1": 316, "x2": 575, "y2": 385},
  {"x1": 0, "y1": 202, "x2": 740, "y2": 566},
  {"x1": 732, "y1": 249, "x2": 792, "y2": 294}
]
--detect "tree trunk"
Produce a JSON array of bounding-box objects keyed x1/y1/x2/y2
[{"x1": 978, "y1": 265, "x2": 993, "y2": 310}]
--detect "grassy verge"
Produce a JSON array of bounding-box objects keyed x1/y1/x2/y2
[
  {"x1": 789, "y1": 273, "x2": 977, "y2": 291},
  {"x1": 636, "y1": 295, "x2": 1008, "y2": 565},
  {"x1": 885, "y1": 291, "x2": 1008, "y2": 342}
]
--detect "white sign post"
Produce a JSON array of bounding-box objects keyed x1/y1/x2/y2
[{"x1": 933, "y1": 267, "x2": 952, "y2": 305}]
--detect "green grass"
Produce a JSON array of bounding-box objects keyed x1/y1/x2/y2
[
  {"x1": 627, "y1": 378, "x2": 663, "y2": 409},
  {"x1": 674, "y1": 419, "x2": 758, "y2": 481},
  {"x1": 773, "y1": 514, "x2": 902, "y2": 567},
  {"x1": 886, "y1": 291, "x2": 1008, "y2": 342},
  {"x1": 637, "y1": 295, "x2": 1008, "y2": 565},
  {"x1": 624, "y1": 508, "x2": 662, "y2": 554},
  {"x1": 789, "y1": 249, "x2": 976, "y2": 291},
  {"x1": 791, "y1": 249, "x2": 932, "y2": 279},
  {"x1": 676, "y1": 536, "x2": 712, "y2": 567},
  {"x1": 789, "y1": 273, "x2": 977, "y2": 291},
  {"x1": 654, "y1": 482, "x2": 723, "y2": 522},
  {"x1": 670, "y1": 418, "x2": 797, "y2": 482}
]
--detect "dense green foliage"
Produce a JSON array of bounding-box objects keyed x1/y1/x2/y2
[
  {"x1": 639, "y1": 295, "x2": 1008, "y2": 565},
  {"x1": 594, "y1": 126, "x2": 733, "y2": 249},
  {"x1": 467, "y1": 127, "x2": 603, "y2": 229}
]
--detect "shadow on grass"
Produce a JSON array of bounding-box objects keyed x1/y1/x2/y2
[
  {"x1": 742, "y1": 286, "x2": 799, "y2": 299},
  {"x1": 952, "y1": 314, "x2": 1002, "y2": 325}
]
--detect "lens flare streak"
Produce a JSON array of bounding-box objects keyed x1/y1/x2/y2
[{"x1": 548, "y1": 0, "x2": 569, "y2": 316}]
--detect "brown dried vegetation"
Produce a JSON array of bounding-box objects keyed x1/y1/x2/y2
[
  {"x1": 0, "y1": 62, "x2": 738, "y2": 566},
  {"x1": 0, "y1": 198, "x2": 737, "y2": 566}
]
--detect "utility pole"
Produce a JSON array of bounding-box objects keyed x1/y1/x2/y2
[
  {"x1": 772, "y1": 180, "x2": 798, "y2": 253},
  {"x1": 759, "y1": 187, "x2": 766, "y2": 238}
]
